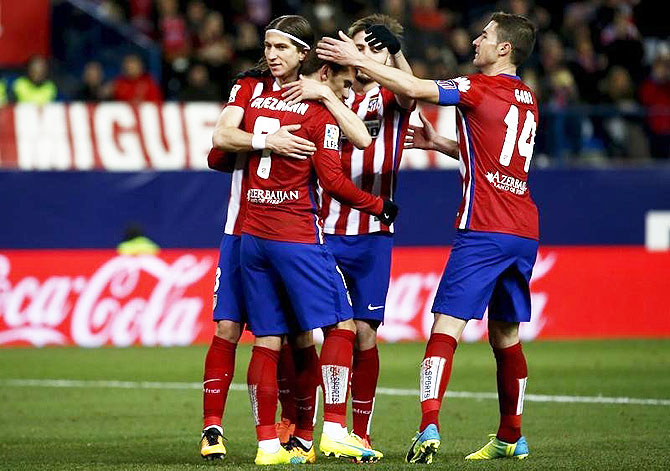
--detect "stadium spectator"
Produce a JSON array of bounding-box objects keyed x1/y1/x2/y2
[
  {"x1": 639, "y1": 45, "x2": 670, "y2": 159},
  {"x1": 303, "y1": 0, "x2": 346, "y2": 37},
  {"x1": 117, "y1": 224, "x2": 160, "y2": 255},
  {"x1": 234, "y1": 21, "x2": 263, "y2": 64},
  {"x1": 129, "y1": 0, "x2": 155, "y2": 37},
  {"x1": 76, "y1": 62, "x2": 112, "y2": 102},
  {"x1": 113, "y1": 54, "x2": 163, "y2": 103},
  {"x1": 177, "y1": 63, "x2": 220, "y2": 101},
  {"x1": 11, "y1": 56, "x2": 58, "y2": 104},
  {"x1": 0, "y1": 79, "x2": 7, "y2": 107},
  {"x1": 567, "y1": 35, "x2": 607, "y2": 104},
  {"x1": 600, "y1": 5, "x2": 644, "y2": 82},
  {"x1": 194, "y1": 12, "x2": 234, "y2": 86},
  {"x1": 186, "y1": 0, "x2": 208, "y2": 43},
  {"x1": 599, "y1": 66, "x2": 650, "y2": 160},
  {"x1": 157, "y1": 0, "x2": 191, "y2": 63}
]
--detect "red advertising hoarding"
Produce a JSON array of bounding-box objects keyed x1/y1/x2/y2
[
  {"x1": 0, "y1": 247, "x2": 668, "y2": 348},
  {"x1": 0, "y1": 1, "x2": 50, "y2": 65}
]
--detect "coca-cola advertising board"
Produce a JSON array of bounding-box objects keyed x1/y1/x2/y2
[{"x1": 1, "y1": 247, "x2": 669, "y2": 348}]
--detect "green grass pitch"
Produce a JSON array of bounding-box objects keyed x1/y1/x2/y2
[{"x1": 1, "y1": 340, "x2": 669, "y2": 470}]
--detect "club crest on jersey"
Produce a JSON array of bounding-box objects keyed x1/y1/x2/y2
[
  {"x1": 367, "y1": 96, "x2": 380, "y2": 112},
  {"x1": 228, "y1": 84, "x2": 241, "y2": 103},
  {"x1": 486, "y1": 170, "x2": 528, "y2": 195},
  {"x1": 324, "y1": 124, "x2": 340, "y2": 150}
]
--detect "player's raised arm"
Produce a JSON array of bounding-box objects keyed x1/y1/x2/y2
[
  {"x1": 364, "y1": 24, "x2": 416, "y2": 110},
  {"x1": 281, "y1": 75, "x2": 372, "y2": 149},
  {"x1": 317, "y1": 31, "x2": 440, "y2": 104}
]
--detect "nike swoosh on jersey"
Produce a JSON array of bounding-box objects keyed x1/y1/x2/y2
[{"x1": 367, "y1": 304, "x2": 384, "y2": 311}]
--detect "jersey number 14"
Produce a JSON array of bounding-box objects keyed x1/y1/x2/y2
[{"x1": 499, "y1": 104, "x2": 536, "y2": 173}]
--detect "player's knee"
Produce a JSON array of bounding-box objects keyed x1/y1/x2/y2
[
  {"x1": 290, "y1": 330, "x2": 314, "y2": 349},
  {"x1": 355, "y1": 320, "x2": 378, "y2": 350},
  {"x1": 215, "y1": 320, "x2": 242, "y2": 343},
  {"x1": 334, "y1": 318, "x2": 356, "y2": 333},
  {"x1": 488, "y1": 320, "x2": 520, "y2": 348}
]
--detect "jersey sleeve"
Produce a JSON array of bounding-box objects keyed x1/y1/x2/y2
[
  {"x1": 381, "y1": 86, "x2": 416, "y2": 112},
  {"x1": 310, "y1": 110, "x2": 384, "y2": 215},
  {"x1": 225, "y1": 77, "x2": 257, "y2": 110},
  {"x1": 207, "y1": 148, "x2": 237, "y2": 172},
  {"x1": 434, "y1": 75, "x2": 484, "y2": 109}
]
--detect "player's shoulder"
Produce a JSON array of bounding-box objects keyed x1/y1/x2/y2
[{"x1": 303, "y1": 99, "x2": 335, "y2": 121}]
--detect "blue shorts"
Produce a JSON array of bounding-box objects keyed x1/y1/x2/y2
[
  {"x1": 241, "y1": 234, "x2": 354, "y2": 336},
  {"x1": 432, "y1": 230, "x2": 538, "y2": 322},
  {"x1": 325, "y1": 233, "x2": 393, "y2": 322},
  {"x1": 212, "y1": 234, "x2": 247, "y2": 323}
]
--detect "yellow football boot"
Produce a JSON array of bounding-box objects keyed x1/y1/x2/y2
[{"x1": 200, "y1": 427, "x2": 226, "y2": 460}]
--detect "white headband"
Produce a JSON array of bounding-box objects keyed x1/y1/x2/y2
[{"x1": 266, "y1": 29, "x2": 311, "y2": 50}]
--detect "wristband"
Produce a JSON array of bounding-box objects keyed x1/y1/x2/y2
[{"x1": 251, "y1": 134, "x2": 267, "y2": 150}]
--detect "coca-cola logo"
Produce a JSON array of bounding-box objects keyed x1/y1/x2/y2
[
  {"x1": 379, "y1": 252, "x2": 557, "y2": 342},
  {"x1": 0, "y1": 253, "x2": 213, "y2": 347}
]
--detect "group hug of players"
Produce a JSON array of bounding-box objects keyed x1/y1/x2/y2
[{"x1": 198, "y1": 9, "x2": 539, "y2": 465}]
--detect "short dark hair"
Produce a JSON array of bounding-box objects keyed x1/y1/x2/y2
[
  {"x1": 348, "y1": 13, "x2": 403, "y2": 39},
  {"x1": 491, "y1": 12, "x2": 536, "y2": 66},
  {"x1": 299, "y1": 50, "x2": 346, "y2": 76}
]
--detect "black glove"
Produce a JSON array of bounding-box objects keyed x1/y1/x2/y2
[
  {"x1": 377, "y1": 199, "x2": 399, "y2": 226},
  {"x1": 365, "y1": 25, "x2": 401, "y2": 55}
]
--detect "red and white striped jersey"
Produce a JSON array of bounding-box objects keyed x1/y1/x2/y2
[
  {"x1": 321, "y1": 86, "x2": 412, "y2": 235},
  {"x1": 222, "y1": 75, "x2": 274, "y2": 236}
]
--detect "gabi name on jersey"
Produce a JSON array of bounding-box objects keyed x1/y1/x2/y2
[{"x1": 248, "y1": 96, "x2": 310, "y2": 115}]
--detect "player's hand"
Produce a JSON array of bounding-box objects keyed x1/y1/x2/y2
[
  {"x1": 377, "y1": 199, "x2": 399, "y2": 226},
  {"x1": 265, "y1": 124, "x2": 317, "y2": 160},
  {"x1": 316, "y1": 31, "x2": 361, "y2": 66},
  {"x1": 405, "y1": 112, "x2": 437, "y2": 151},
  {"x1": 364, "y1": 24, "x2": 401, "y2": 54},
  {"x1": 282, "y1": 75, "x2": 330, "y2": 106}
]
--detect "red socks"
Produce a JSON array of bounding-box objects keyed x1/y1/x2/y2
[
  {"x1": 494, "y1": 342, "x2": 528, "y2": 443},
  {"x1": 293, "y1": 345, "x2": 320, "y2": 441},
  {"x1": 419, "y1": 333, "x2": 458, "y2": 431},
  {"x1": 277, "y1": 343, "x2": 297, "y2": 424},
  {"x1": 202, "y1": 335, "x2": 237, "y2": 429},
  {"x1": 320, "y1": 329, "x2": 355, "y2": 426},
  {"x1": 351, "y1": 346, "x2": 379, "y2": 438},
  {"x1": 247, "y1": 346, "x2": 280, "y2": 441}
]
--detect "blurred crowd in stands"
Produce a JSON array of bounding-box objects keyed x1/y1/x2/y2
[{"x1": 0, "y1": 0, "x2": 668, "y2": 160}]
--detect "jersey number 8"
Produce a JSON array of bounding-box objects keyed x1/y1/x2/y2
[
  {"x1": 499, "y1": 104, "x2": 536, "y2": 173},
  {"x1": 253, "y1": 116, "x2": 281, "y2": 179}
]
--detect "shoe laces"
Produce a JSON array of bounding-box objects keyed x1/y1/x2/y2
[
  {"x1": 203, "y1": 428, "x2": 223, "y2": 446},
  {"x1": 284, "y1": 436, "x2": 309, "y2": 453}
]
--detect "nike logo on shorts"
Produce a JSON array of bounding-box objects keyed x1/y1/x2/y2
[{"x1": 367, "y1": 304, "x2": 384, "y2": 311}]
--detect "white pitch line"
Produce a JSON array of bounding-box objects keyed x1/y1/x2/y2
[{"x1": 2, "y1": 378, "x2": 669, "y2": 407}]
